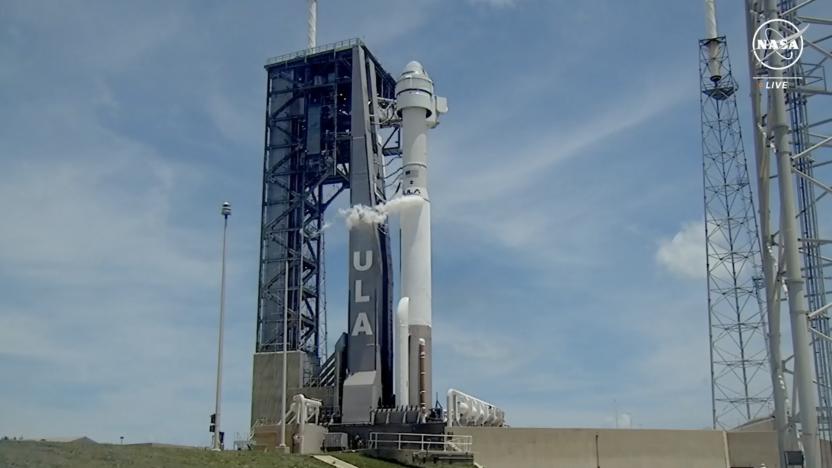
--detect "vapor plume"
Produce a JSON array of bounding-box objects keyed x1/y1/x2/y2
[{"x1": 340, "y1": 195, "x2": 424, "y2": 229}]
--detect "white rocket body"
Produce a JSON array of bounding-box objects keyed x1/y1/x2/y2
[
  {"x1": 396, "y1": 297, "x2": 410, "y2": 406},
  {"x1": 400, "y1": 105, "x2": 431, "y2": 332},
  {"x1": 395, "y1": 61, "x2": 446, "y2": 405}
]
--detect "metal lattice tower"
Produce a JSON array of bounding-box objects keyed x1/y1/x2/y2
[
  {"x1": 256, "y1": 51, "x2": 342, "y2": 361},
  {"x1": 699, "y1": 34, "x2": 773, "y2": 430},
  {"x1": 743, "y1": 0, "x2": 832, "y2": 465},
  {"x1": 255, "y1": 39, "x2": 397, "y2": 379},
  {"x1": 251, "y1": 40, "x2": 402, "y2": 429},
  {"x1": 779, "y1": 1, "x2": 832, "y2": 452}
]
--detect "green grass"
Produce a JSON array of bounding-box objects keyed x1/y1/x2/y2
[
  {"x1": 334, "y1": 452, "x2": 406, "y2": 468},
  {"x1": 336, "y1": 450, "x2": 475, "y2": 468},
  {"x1": 0, "y1": 440, "x2": 404, "y2": 468}
]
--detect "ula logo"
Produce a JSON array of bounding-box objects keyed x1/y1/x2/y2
[{"x1": 752, "y1": 19, "x2": 804, "y2": 71}]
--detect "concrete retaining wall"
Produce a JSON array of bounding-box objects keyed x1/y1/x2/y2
[
  {"x1": 726, "y1": 431, "x2": 779, "y2": 468},
  {"x1": 250, "y1": 351, "x2": 306, "y2": 427},
  {"x1": 451, "y1": 427, "x2": 778, "y2": 468}
]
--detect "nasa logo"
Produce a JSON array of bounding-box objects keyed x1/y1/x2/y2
[{"x1": 752, "y1": 18, "x2": 804, "y2": 71}]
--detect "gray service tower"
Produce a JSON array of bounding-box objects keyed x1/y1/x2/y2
[{"x1": 251, "y1": 39, "x2": 396, "y2": 426}]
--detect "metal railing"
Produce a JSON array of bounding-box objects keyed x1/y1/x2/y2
[
  {"x1": 368, "y1": 432, "x2": 472, "y2": 453},
  {"x1": 265, "y1": 38, "x2": 362, "y2": 66},
  {"x1": 233, "y1": 431, "x2": 249, "y2": 451}
]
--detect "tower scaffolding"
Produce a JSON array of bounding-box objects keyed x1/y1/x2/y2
[
  {"x1": 743, "y1": 0, "x2": 832, "y2": 466},
  {"x1": 698, "y1": 20, "x2": 773, "y2": 430},
  {"x1": 252, "y1": 39, "x2": 400, "y2": 427},
  {"x1": 779, "y1": 2, "x2": 832, "y2": 458}
]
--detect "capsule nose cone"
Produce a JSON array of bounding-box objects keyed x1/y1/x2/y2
[{"x1": 403, "y1": 61, "x2": 424, "y2": 75}]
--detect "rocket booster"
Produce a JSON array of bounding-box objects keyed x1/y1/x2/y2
[
  {"x1": 396, "y1": 297, "x2": 410, "y2": 406},
  {"x1": 395, "y1": 61, "x2": 447, "y2": 406}
]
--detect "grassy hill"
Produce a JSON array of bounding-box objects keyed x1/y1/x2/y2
[{"x1": 0, "y1": 440, "x2": 403, "y2": 468}]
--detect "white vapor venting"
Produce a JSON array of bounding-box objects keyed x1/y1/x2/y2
[
  {"x1": 340, "y1": 195, "x2": 424, "y2": 230},
  {"x1": 305, "y1": 221, "x2": 331, "y2": 239}
]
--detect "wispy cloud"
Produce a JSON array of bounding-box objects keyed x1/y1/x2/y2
[
  {"x1": 0, "y1": 145, "x2": 215, "y2": 286},
  {"x1": 433, "y1": 73, "x2": 691, "y2": 207},
  {"x1": 0, "y1": 8, "x2": 254, "y2": 443},
  {"x1": 205, "y1": 89, "x2": 263, "y2": 149},
  {"x1": 656, "y1": 221, "x2": 706, "y2": 280},
  {"x1": 0, "y1": 106, "x2": 244, "y2": 444},
  {"x1": 466, "y1": 0, "x2": 519, "y2": 7},
  {"x1": 2, "y1": 1, "x2": 186, "y2": 74},
  {"x1": 424, "y1": 67, "x2": 691, "y2": 276},
  {"x1": 434, "y1": 321, "x2": 534, "y2": 377}
]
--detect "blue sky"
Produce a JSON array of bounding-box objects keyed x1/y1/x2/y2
[{"x1": 0, "y1": 0, "x2": 790, "y2": 445}]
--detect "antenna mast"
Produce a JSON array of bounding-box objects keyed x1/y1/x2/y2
[{"x1": 307, "y1": 0, "x2": 317, "y2": 48}]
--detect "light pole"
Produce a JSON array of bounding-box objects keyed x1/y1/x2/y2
[{"x1": 213, "y1": 201, "x2": 231, "y2": 451}]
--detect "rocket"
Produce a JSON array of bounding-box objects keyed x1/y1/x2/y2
[{"x1": 394, "y1": 61, "x2": 447, "y2": 407}]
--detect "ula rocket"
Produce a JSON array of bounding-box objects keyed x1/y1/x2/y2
[{"x1": 395, "y1": 61, "x2": 447, "y2": 408}]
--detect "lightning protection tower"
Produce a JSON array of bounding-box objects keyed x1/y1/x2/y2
[{"x1": 699, "y1": 2, "x2": 772, "y2": 430}]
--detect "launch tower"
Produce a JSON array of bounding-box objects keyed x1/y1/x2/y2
[{"x1": 251, "y1": 39, "x2": 399, "y2": 426}]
